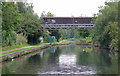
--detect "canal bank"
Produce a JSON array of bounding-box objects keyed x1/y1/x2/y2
[{"x1": 0, "y1": 41, "x2": 71, "y2": 62}]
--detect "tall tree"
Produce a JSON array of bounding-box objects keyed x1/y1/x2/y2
[
  {"x1": 0, "y1": 2, "x2": 2, "y2": 46},
  {"x1": 2, "y1": 2, "x2": 22, "y2": 46},
  {"x1": 93, "y1": 1, "x2": 118, "y2": 49},
  {"x1": 2, "y1": 2, "x2": 22, "y2": 31},
  {"x1": 16, "y1": 2, "x2": 43, "y2": 44}
]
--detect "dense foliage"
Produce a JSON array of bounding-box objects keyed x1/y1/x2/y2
[
  {"x1": 49, "y1": 30, "x2": 61, "y2": 42},
  {"x1": 2, "y1": 2, "x2": 43, "y2": 46},
  {"x1": 59, "y1": 29, "x2": 79, "y2": 40},
  {"x1": 0, "y1": 3, "x2": 2, "y2": 47},
  {"x1": 92, "y1": 2, "x2": 118, "y2": 50},
  {"x1": 77, "y1": 30, "x2": 90, "y2": 38},
  {"x1": 16, "y1": 2, "x2": 43, "y2": 44},
  {"x1": 2, "y1": 2, "x2": 22, "y2": 46}
]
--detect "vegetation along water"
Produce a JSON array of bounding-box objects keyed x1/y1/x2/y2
[{"x1": 0, "y1": 0, "x2": 119, "y2": 75}]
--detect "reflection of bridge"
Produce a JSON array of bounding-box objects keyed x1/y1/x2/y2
[{"x1": 42, "y1": 17, "x2": 94, "y2": 30}]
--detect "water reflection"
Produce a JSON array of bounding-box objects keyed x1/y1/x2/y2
[
  {"x1": 96, "y1": 49, "x2": 118, "y2": 74},
  {"x1": 77, "y1": 50, "x2": 89, "y2": 65},
  {"x1": 2, "y1": 45, "x2": 118, "y2": 75}
]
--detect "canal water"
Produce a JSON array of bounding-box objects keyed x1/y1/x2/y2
[{"x1": 2, "y1": 44, "x2": 118, "y2": 75}]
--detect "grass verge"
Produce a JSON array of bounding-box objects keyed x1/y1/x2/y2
[
  {"x1": 2, "y1": 44, "x2": 30, "y2": 51},
  {"x1": 1, "y1": 43, "x2": 49, "y2": 56},
  {"x1": 1, "y1": 40, "x2": 70, "y2": 56}
]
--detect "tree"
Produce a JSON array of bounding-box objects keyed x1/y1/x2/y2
[
  {"x1": 41, "y1": 11, "x2": 54, "y2": 17},
  {"x1": 2, "y1": 2, "x2": 22, "y2": 31},
  {"x1": 93, "y1": 1, "x2": 118, "y2": 50},
  {"x1": 2, "y1": 2, "x2": 22, "y2": 46},
  {"x1": 16, "y1": 2, "x2": 43, "y2": 44},
  {"x1": 59, "y1": 29, "x2": 79, "y2": 40},
  {"x1": 77, "y1": 30, "x2": 90, "y2": 38},
  {"x1": 0, "y1": 2, "x2": 2, "y2": 46},
  {"x1": 17, "y1": 2, "x2": 26, "y2": 14},
  {"x1": 49, "y1": 30, "x2": 61, "y2": 42},
  {"x1": 46, "y1": 12, "x2": 54, "y2": 17},
  {"x1": 105, "y1": 22, "x2": 118, "y2": 50}
]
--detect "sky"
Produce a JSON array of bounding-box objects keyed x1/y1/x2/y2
[{"x1": 28, "y1": 0, "x2": 107, "y2": 17}]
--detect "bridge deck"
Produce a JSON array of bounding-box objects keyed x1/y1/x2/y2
[
  {"x1": 44, "y1": 24, "x2": 94, "y2": 30},
  {"x1": 42, "y1": 17, "x2": 94, "y2": 30}
]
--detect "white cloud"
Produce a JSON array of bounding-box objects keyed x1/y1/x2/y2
[{"x1": 32, "y1": 0, "x2": 106, "y2": 17}]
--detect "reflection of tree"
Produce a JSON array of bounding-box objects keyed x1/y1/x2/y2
[
  {"x1": 2, "y1": 57, "x2": 29, "y2": 74},
  {"x1": 15, "y1": 54, "x2": 42, "y2": 74},
  {"x1": 47, "y1": 47, "x2": 61, "y2": 63},
  {"x1": 2, "y1": 66, "x2": 15, "y2": 74},
  {"x1": 77, "y1": 51, "x2": 89, "y2": 65},
  {"x1": 76, "y1": 47, "x2": 117, "y2": 74},
  {"x1": 27, "y1": 54, "x2": 41, "y2": 64},
  {"x1": 44, "y1": 47, "x2": 61, "y2": 71},
  {"x1": 85, "y1": 47, "x2": 92, "y2": 53},
  {"x1": 99, "y1": 49, "x2": 112, "y2": 66},
  {"x1": 4, "y1": 53, "x2": 48, "y2": 74},
  {"x1": 15, "y1": 48, "x2": 61, "y2": 74},
  {"x1": 69, "y1": 44, "x2": 75, "y2": 51},
  {"x1": 96, "y1": 49, "x2": 118, "y2": 74},
  {"x1": 98, "y1": 74, "x2": 118, "y2": 76},
  {"x1": 61, "y1": 45, "x2": 76, "y2": 54},
  {"x1": 96, "y1": 49, "x2": 112, "y2": 74}
]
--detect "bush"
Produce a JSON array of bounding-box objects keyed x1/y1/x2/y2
[
  {"x1": 2, "y1": 30, "x2": 17, "y2": 47},
  {"x1": 79, "y1": 39, "x2": 86, "y2": 43},
  {"x1": 85, "y1": 37, "x2": 92, "y2": 43},
  {"x1": 75, "y1": 38, "x2": 86, "y2": 44},
  {"x1": 16, "y1": 33, "x2": 27, "y2": 45},
  {"x1": 86, "y1": 40, "x2": 92, "y2": 43},
  {"x1": 85, "y1": 37, "x2": 92, "y2": 40}
]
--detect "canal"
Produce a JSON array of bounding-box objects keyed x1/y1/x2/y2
[{"x1": 2, "y1": 44, "x2": 118, "y2": 75}]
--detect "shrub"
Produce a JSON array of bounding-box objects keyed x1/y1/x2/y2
[
  {"x1": 16, "y1": 33, "x2": 27, "y2": 45},
  {"x1": 85, "y1": 37, "x2": 92, "y2": 40},
  {"x1": 2, "y1": 30, "x2": 17, "y2": 47},
  {"x1": 75, "y1": 38, "x2": 86, "y2": 44},
  {"x1": 86, "y1": 40, "x2": 92, "y2": 43}
]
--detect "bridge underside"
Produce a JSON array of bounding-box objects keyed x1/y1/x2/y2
[{"x1": 44, "y1": 24, "x2": 94, "y2": 30}]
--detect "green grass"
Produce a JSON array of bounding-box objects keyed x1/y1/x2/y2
[
  {"x1": 0, "y1": 48, "x2": 29, "y2": 55},
  {"x1": 59, "y1": 40, "x2": 71, "y2": 44},
  {"x1": 1, "y1": 41, "x2": 70, "y2": 56},
  {"x1": 2, "y1": 44, "x2": 30, "y2": 51},
  {"x1": 1, "y1": 43, "x2": 49, "y2": 56},
  {"x1": 31, "y1": 43, "x2": 48, "y2": 48}
]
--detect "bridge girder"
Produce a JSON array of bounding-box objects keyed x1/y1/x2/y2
[{"x1": 44, "y1": 24, "x2": 94, "y2": 30}]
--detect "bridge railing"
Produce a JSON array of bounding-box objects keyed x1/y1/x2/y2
[{"x1": 44, "y1": 24, "x2": 94, "y2": 29}]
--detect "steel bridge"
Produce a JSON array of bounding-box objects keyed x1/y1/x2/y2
[{"x1": 42, "y1": 17, "x2": 94, "y2": 30}]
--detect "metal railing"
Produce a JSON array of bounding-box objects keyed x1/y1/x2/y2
[{"x1": 44, "y1": 24, "x2": 94, "y2": 30}]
